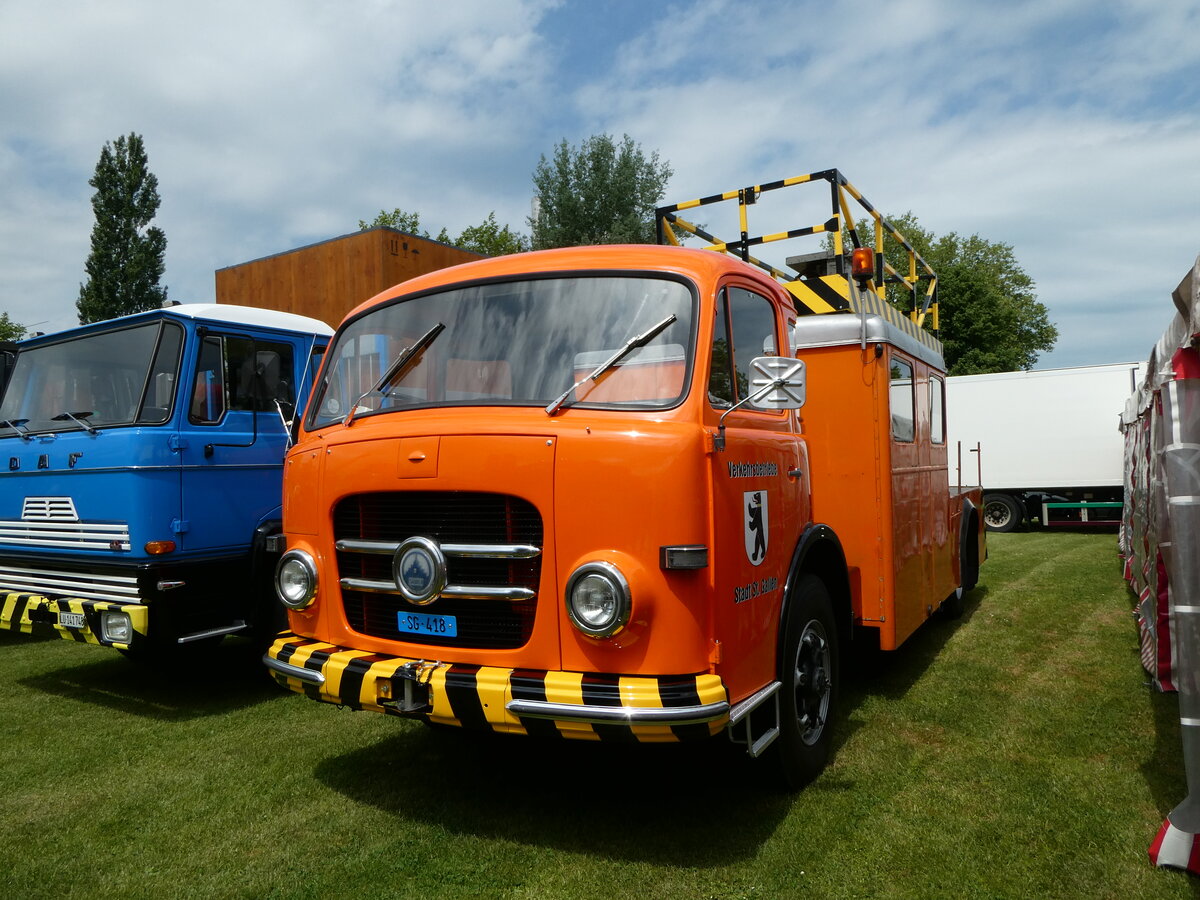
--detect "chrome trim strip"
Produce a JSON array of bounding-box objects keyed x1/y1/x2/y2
[
  {"x1": 177, "y1": 622, "x2": 248, "y2": 643},
  {"x1": 339, "y1": 576, "x2": 535, "y2": 601},
  {"x1": 1, "y1": 521, "x2": 128, "y2": 533},
  {"x1": 262, "y1": 654, "x2": 326, "y2": 685},
  {"x1": 335, "y1": 539, "x2": 540, "y2": 559},
  {"x1": 505, "y1": 698, "x2": 730, "y2": 726}
]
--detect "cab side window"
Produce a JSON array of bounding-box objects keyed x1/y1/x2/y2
[
  {"x1": 190, "y1": 335, "x2": 295, "y2": 425},
  {"x1": 709, "y1": 287, "x2": 779, "y2": 410}
]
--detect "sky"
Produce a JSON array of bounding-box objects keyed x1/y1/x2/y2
[{"x1": 1, "y1": 0, "x2": 1198, "y2": 369}]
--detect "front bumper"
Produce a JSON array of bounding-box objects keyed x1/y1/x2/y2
[
  {"x1": 0, "y1": 592, "x2": 149, "y2": 649},
  {"x1": 265, "y1": 633, "x2": 731, "y2": 743}
]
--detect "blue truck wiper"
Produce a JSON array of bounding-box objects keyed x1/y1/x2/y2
[
  {"x1": 51, "y1": 410, "x2": 99, "y2": 435},
  {"x1": 1, "y1": 418, "x2": 32, "y2": 440}
]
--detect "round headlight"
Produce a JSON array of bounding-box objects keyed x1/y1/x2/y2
[
  {"x1": 276, "y1": 549, "x2": 318, "y2": 610},
  {"x1": 565, "y1": 561, "x2": 631, "y2": 638}
]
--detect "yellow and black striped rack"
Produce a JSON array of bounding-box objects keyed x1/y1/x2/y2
[{"x1": 656, "y1": 169, "x2": 941, "y2": 353}]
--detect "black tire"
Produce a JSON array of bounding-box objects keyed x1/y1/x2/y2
[
  {"x1": 772, "y1": 574, "x2": 839, "y2": 789},
  {"x1": 982, "y1": 493, "x2": 1022, "y2": 533}
]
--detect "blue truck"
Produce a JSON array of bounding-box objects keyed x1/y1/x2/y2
[{"x1": 0, "y1": 303, "x2": 332, "y2": 659}]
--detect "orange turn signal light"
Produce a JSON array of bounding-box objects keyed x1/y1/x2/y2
[
  {"x1": 145, "y1": 540, "x2": 176, "y2": 555},
  {"x1": 851, "y1": 247, "x2": 875, "y2": 280}
]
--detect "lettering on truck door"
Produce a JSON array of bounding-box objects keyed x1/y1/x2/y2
[{"x1": 708, "y1": 286, "x2": 802, "y2": 696}]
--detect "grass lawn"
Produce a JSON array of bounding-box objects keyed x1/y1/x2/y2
[{"x1": 1, "y1": 532, "x2": 1193, "y2": 899}]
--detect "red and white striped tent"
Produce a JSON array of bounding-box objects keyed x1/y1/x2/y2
[{"x1": 1121, "y1": 254, "x2": 1200, "y2": 873}]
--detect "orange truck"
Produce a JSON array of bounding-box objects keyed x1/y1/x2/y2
[{"x1": 263, "y1": 170, "x2": 985, "y2": 786}]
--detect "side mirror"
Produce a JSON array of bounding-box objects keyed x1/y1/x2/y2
[
  {"x1": 746, "y1": 357, "x2": 805, "y2": 410},
  {"x1": 714, "y1": 357, "x2": 806, "y2": 452}
]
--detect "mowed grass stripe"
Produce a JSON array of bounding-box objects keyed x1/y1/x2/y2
[{"x1": 0, "y1": 532, "x2": 1193, "y2": 899}]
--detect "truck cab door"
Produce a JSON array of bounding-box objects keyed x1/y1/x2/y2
[
  {"x1": 708, "y1": 286, "x2": 805, "y2": 695},
  {"x1": 177, "y1": 332, "x2": 297, "y2": 553}
]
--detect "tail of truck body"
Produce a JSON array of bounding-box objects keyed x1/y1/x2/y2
[
  {"x1": 0, "y1": 304, "x2": 332, "y2": 655},
  {"x1": 945, "y1": 362, "x2": 1142, "y2": 531}
]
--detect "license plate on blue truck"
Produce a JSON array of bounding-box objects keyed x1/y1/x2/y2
[{"x1": 397, "y1": 612, "x2": 457, "y2": 637}]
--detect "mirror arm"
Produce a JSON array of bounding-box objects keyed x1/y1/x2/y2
[{"x1": 713, "y1": 377, "x2": 787, "y2": 452}]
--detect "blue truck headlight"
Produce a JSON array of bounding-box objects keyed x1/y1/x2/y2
[
  {"x1": 565, "y1": 561, "x2": 631, "y2": 638},
  {"x1": 276, "y1": 550, "x2": 318, "y2": 609}
]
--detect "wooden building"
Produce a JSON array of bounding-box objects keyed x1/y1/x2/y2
[{"x1": 215, "y1": 228, "x2": 484, "y2": 328}]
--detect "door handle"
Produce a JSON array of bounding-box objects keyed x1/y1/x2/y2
[{"x1": 788, "y1": 468, "x2": 803, "y2": 479}]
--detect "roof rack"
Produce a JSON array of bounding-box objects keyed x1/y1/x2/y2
[{"x1": 656, "y1": 169, "x2": 941, "y2": 352}]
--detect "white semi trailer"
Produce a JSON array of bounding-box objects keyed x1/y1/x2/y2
[{"x1": 946, "y1": 362, "x2": 1142, "y2": 532}]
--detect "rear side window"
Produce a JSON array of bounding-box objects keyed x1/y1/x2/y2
[
  {"x1": 930, "y1": 374, "x2": 945, "y2": 444},
  {"x1": 890, "y1": 357, "x2": 915, "y2": 442}
]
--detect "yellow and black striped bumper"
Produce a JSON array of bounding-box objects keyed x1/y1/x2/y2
[
  {"x1": 265, "y1": 633, "x2": 730, "y2": 743},
  {"x1": 0, "y1": 592, "x2": 149, "y2": 649}
]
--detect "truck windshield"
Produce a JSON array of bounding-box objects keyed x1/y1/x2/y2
[
  {"x1": 309, "y1": 275, "x2": 695, "y2": 427},
  {"x1": 0, "y1": 321, "x2": 184, "y2": 437}
]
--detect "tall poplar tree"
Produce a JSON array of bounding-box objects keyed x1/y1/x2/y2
[{"x1": 77, "y1": 133, "x2": 168, "y2": 324}]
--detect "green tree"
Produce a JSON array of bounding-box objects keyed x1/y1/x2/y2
[
  {"x1": 0, "y1": 313, "x2": 24, "y2": 341},
  {"x1": 529, "y1": 133, "x2": 673, "y2": 248},
  {"x1": 358, "y1": 208, "x2": 448, "y2": 242},
  {"x1": 77, "y1": 133, "x2": 168, "y2": 324},
  {"x1": 836, "y1": 212, "x2": 1057, "y2": 374},
  {"x1": 456, "y1": 212, "x2": 530, "y2": 256},
  {"x1": 359, "y1": 208, "x2": 529, "y2": 256}
]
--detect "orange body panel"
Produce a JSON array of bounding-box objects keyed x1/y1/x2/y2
[
  {"x1": 802, "y1": 341, "x2": 971, "y2": 649},
  {"x1": 271, "y1": 244, "x2": 978, "y2": 733}
]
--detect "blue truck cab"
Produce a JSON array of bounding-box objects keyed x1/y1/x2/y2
[{"x1": 0, "y1": 304, "x2": 332, "y2": 658}]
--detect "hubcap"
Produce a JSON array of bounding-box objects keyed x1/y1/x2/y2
[
  {"x1": 794, "y1": 619, "x2": 831, "y2": 746},
  {"x1": 984, "y1": 503, "x2": 1011, "y2": 528}
]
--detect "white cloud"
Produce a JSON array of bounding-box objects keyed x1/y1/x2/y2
[{"x1": 0, "y1": 0, "x2": 1196, "y2": 370}]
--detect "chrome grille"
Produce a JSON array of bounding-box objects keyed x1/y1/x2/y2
[
  {"x1": 0, "y1": 562, "x2": 140, "y2": 603},
  {"x1": 334, "y1": 492, "x2": 542, "y2": 649},
  {"x1": 0, "y1": 519, "x2": 131, "y2": 551}
]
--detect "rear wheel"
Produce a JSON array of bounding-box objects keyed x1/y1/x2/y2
[
  {"x1": 772, "y1": 574, "x2": 839, "y2": 789},
  {"x1": 982, "y1": 493, "x2": 1022, "y2": 533}
]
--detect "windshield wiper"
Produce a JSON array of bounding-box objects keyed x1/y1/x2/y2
[
  {"x1": 545, "y1": 314, "x2": 677, "y2": 416},
  {"x1": 1, "y1": 418, "x2": 32, "y2": 441},
  {"x1": 344, "y1": 322, "x2": 446, "y2": 427},
  {"x1": 51, "y1": 410, "x2": 99, "y2": 435}
]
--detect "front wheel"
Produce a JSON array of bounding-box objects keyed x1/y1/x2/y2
[{"x1": 771, "y1": 574, "x2": 839, "y2": 789}]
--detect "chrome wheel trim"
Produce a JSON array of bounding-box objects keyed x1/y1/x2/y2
[{"x1": 793, "y1": 618, "x2": 832, "y2": 747}]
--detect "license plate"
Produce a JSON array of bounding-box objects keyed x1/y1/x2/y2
[
  {"x1": 58, "y1": 611, "x2": 86, "y2": 630},
  {"x1": 396, "y1": 612, "x2": 457, "y2": 637}
]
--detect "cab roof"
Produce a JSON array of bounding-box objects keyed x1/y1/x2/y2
[{"x1": 341, "y1": 244, "x2": 793, "y2": 326}]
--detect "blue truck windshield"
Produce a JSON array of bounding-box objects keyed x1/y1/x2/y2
[
  {"x1": 308, "y1": 275, "x2": 695, "y2": 427},
  {"x1": 0, "y1": 321, "x2": 183, "y2": 437}
]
